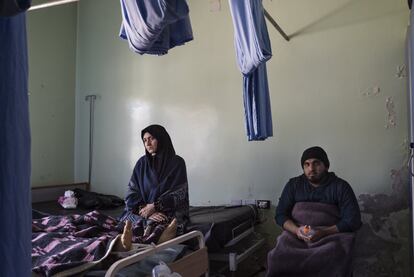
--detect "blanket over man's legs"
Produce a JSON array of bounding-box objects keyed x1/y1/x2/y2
[{"x1": 266, "y1": 202, "x2": 356, "y2": 277}]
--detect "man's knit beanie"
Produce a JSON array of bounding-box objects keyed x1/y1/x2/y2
[{"x1": 301, "y1": 146, "x2": 330, "y2": 168}]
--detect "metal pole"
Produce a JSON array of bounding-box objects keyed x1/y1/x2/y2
[
  {"x1": 28, "y1": 0, "x2": 79, "y2": 11},
  {"x1": 85, "y1": 95, "x2": 96, "y2": 186},
  {"x1": 263, "y1": 9, "x2": 290, "y2": 42}
]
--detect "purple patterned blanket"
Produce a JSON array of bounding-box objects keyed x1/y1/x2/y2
[
  {"x1": 32, "y1": 211, "x2": 121, "y2": 276},
  {"x1": 266, "y1": 202, "x2": 356, "y2": 277},
  {"x1": 32, "y1": 211, "x2": 170, "y2": 276}
]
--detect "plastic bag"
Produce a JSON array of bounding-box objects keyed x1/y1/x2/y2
[
  {"x1": 152, "y1": 261, "x2": 182, "y2": 277},
  {"x1": 58, "y1": 190, "x2": 78, "y2": 209}
]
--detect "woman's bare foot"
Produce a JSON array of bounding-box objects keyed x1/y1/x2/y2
[
  {"x1": 114, "y1": 220, "x2": 132, "y2": 251},
  {"x1": 157, "y1": 218, "x2": 177, "y2": 244}
]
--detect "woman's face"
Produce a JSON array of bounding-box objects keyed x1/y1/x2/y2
[{"x1": 143, "y1": 132, "x2": 158, "y2": 155}]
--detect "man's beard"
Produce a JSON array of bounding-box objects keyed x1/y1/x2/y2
[{"x1": 307, "y1": 171, "x2": 327, "y2": 185}]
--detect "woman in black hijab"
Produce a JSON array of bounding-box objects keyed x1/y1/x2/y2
[{"x1": 120, "y1": 124, "x2": 189, "y2": 241}]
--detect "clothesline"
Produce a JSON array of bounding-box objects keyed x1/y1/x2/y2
[{"x1": 29, "y1": 0, "x2": 290, "y2": 41}]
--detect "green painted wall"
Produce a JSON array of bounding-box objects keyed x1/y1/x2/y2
[
  {"x1": 75, "y1": 0, "x2": 409, "y2": 203},
  {"x1": 27, "y1": 3, "x2": 77, "y2": 187},
  {"x1": 26, "y1": 0, "x2": 411, "y2": 274},
  {"x1": 73, "y1": 0, "x2": 411, "y2": 275}
]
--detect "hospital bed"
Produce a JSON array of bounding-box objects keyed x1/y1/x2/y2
[
  {"x1": 104, "y1": 230, "x2": 208, "y2": 277},
  {"x1": 187, "y1": 205, "x2": 265, "y2": 274},
  {"x1": 32, "y1": 183, "x2": 264, "y2": 276}
]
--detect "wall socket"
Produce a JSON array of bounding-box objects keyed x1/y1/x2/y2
[
  {"x1": 257, "y1": 200, "x2": 271, "y2": 209},
  {"x1": 242, "y1": 199, "x2": 256, "y2": 205},
  {"x1": 229, "y1": 199, "x2": 271, "y2": 209},
  {"x1": 230, "y1": 199, "x2": 256, "y2": 206},
  {"x1": 230, "y1": 199, "x2": 242, "y2": 206}
]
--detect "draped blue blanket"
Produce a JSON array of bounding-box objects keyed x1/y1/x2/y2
[
  {"x1": 119, "y1": 0, "x2": 193, "y2": 55},
  {"x1": 228, "y1": 0, "x2": 273, "y2": 141},
  {"x1": 0, "y1": 3, "x2": 31, "y2": 276}
]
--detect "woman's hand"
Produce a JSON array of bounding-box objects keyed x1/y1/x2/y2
[
  {"x1": 139, "y1": 203, "x2": 156, "y2": 218},
  {"x1": 149, "y1": 212, "x2": 168, "y2": 223}
]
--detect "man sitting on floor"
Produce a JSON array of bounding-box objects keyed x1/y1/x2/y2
[{"x1": 266, "y1": 146, "x2": 362, "y2": 277}]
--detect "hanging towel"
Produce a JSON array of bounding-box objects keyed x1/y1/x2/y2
[
  {"x1": 0, "y1": 3, "x2": 32, "y2": 276},
  {"x1": 228, "y1": 0, "x2": 273, "y2": 141},
  {"x1": 119, "y1": 0, "x2": 193, "y2": 55}
]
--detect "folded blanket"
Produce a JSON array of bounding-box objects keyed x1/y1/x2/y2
[{"x1": 266, "y1": 202, "x2": 356, "y2": 277}]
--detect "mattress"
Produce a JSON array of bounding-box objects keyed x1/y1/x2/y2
[
  {"x1": 187, "y1": 205, "x2": 258, "y2": 252},
  {"x1": 32, "y1": 202, "x2": 259, "y2": 252}
]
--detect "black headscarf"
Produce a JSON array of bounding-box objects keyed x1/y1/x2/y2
[{"x1": 141, "y1": 124, "x2": 176, "y2": 179}]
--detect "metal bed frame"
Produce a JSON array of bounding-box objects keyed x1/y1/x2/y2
[
  {"x1": 32, "y1": 184, "x2": 263, "y2": 276},
  {"x1": 208, "y1": 212, "x2": 265, "y2": 274},
  {"x1": 106, "y1": 230, "x2": 209, "y2": 277}
]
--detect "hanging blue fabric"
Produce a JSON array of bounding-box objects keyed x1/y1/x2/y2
[
  {"x1": 228, "y1": 0, "x2": 273, "y2": 141},
  {"x1": 0, "y1": 0, "x2": 31, "y2": 16},
  {"x1": 119, "y1": 0, "x2": 193, "y2": 55},
  {"x1": 0, "y1": 2, "x2": 31, "y2": 276}
]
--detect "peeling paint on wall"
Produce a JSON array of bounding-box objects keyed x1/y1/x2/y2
[
  {"x1": 361, "y1": 85, "x2": 381, "y2": 97},
  {"x1": 385, "y1": 96, "x2": 397, "y2": 129},
  {"x1": 209, "y1": 0, "x2": 221, "y2": 12},
  {"x1": 396, "y1": 65, "x2": 406, "y2": 79},
  {"x1": 354, "y1": 167, "x2": 410, "y2": 277}
]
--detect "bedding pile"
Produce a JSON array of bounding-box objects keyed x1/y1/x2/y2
[
  {"x1": 32, "y1": 211, "x2": 170, "y2": 276},
  {"x1": 32, "y1": 211, "x2": 120, "y2": 276}
]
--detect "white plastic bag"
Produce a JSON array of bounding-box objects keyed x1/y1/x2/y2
[
  {"x1": 152, "y1": 261, "x2": 182, "y2": 277},
  {"x1": 58, "y1": 190, "x2": 78, "y2": 209}
]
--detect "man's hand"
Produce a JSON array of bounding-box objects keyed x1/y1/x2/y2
[
  {"x1": 296, "y1": 226, "x2": 310, "y2": 241},
  {"x1": 149, "y1": 212, "x2": 168, "y2": 223},
  {"x1": 306, "y1": 225, "x2": 339, "y2": 242},
  {"x1": 282, "y1": 220, "x2": 340, "y2": 242},
  {"x1": 295, "y1": 225, "x2": 314, "y2": 241},
  {"x1": 283, "y1": 219, "x2": 308, "y2": 241},
  {"x1": 139, "y1": 203, "x2": 156, "y2": 218},
  {"x1": 307, "y1": 229, "x2": 325, "y2": 242}
]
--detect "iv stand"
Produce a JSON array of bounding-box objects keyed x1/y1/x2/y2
[{"x1": 85, "y1": 95, "x2": 96, "y2": 186}]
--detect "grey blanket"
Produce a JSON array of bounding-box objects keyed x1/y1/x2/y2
[{"x1": 266, "y1": 202, "x2": 355, "y2": 277}]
